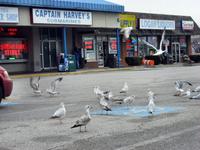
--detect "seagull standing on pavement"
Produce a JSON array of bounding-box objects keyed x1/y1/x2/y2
[
  {"x1": 147, "y1": 91, "x2": 155, "y2": 114},
  {"x1": 71, "y1": 105, "x2": 92, "y2": 132},
  {"x1": 120, "y1": 82, "x2": 128, "y2": 94},
  {"x1": 50, "y1": 102, "x2": 66, "y2": 124},
  {"x1": 46, "y1": 77, "x2": 63, "y2": 96},
  {"x1": 99, "y1": 96, "x2": 112, "y2": 115},
  {"x1": 174, "y1": 80, "x2": 192, "y2": 96},
  {"x1": 30, "y1": 76, "x2": 42, "y2": 95},
  {"x1": 123, "y1": 95, "x2": 135, "y2": 109}
]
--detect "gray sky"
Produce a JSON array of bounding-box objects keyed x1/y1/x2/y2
[{"x1": 107, "y1": 0, "x2": 200, "y2": 27}]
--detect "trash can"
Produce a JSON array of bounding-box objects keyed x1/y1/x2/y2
[{"x1": 67, "y1": 55, "x2": 76, "y2": 72}]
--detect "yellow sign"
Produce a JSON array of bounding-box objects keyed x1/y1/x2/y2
[{"x1": 119, "y1": 14, "x2": 136, "y2": 29}]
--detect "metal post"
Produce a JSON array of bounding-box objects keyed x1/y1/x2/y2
[
  {"x1": 63, "y1": 27, "x2": 68, "y2": 58},
  {"x1": 116, "y1": 28, "x2": 121, "y2": 68}
]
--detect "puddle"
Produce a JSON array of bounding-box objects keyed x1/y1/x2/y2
[
  {"x1": 91, "y1": 106, "x2": 184, "y2": 117},
  {"x1": 0, "y1": 102, "x2": 18, "y2": 107}
]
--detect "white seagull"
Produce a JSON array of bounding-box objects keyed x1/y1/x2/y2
[
  {"x1": 46, "y1": 77, "x2": 63, "y2": 96},
  {"x1": 120, "y1": 82, "x2": 128, "y2": 94},
  {"x1": 71, "y1": 105, "x2": 92, "y2": 132},
  {"x1": 123, "y1": 95, "x2": 135, "y2": 109},
  {"x1": 120, "y1": 27, "x2": 133, "y2": 40},
  {"x1": 174, "y1": 80, "x2": 192, "y2": 96},
  {"x1": 142, "y1": 27, "x2": 167, "y2": 56},
  {"x1": 29, "y1": 76, "x2": 42, "y2": 95},
  {"x1": 50, "y1": 102, "x2": 66, "y2": 124},
  {"x1": 190, "y1": 93, "x2": 200, "y2": 99},
  {"x1": 99, "y1": 96, "x2": 112, "y2": 115},
  {"x1": 181, "y1": 89, "x2": 191, "y2": 97},
  {"x1": 147, "y1": 92, "x2": 155, "y2": 114}
]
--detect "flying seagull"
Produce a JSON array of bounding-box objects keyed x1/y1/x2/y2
[
  {"x1": 46, "y1": 77, "x2": 63, "y2": 96},
  {"x1": 71, "y1": 105, "x2": 92, "y2": 132},
  {"x1": 99, "y1": 96, "x2": 112, "y2": 115},
  {"x1": 142, "y1": 27, "x2": 167, "y2": 56},
  {"x1": 29, "y1": 76, "x2": 42, "y2": 95},
  {"x1": 50, "y1": 102, "x2": 66, "y2": 124},
  {"x1": 120, "y1": 27, "x2": 133, "y2": 40},
  {"x1": 120, "y1": 82, "x2": 128, "y2": 94}
]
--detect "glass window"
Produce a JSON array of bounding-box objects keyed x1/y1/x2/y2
[
  {"x1": 83, "y1": 36, "x2": 96, "y2": 62},
  {"x1": 147, "y1": 36, "x2": 157, "y2": 55},
  {"x1": 0, "y1": 38, "x2": 28, "y2": 60},
  {"x1": 138, "y1": 36, "x2": 147, "y2": 57}
]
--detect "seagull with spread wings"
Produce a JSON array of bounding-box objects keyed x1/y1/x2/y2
[
  {"x1": 29, "y1": 76, "x2": 42, "y2": 95},
  {"x1": 120, "y1": 27, "x2": 133, "y2": 40},
  {"x1": 46, "y1": 77, "x2": 63, "y2": 96},
  {"x1": 142, "y1": 27, "x2": 167, "y2": 56}
]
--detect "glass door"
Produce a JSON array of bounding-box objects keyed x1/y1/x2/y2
[
  {"x1": 41, "y1": 41, "x2": 57, "y2": 69},
  {"x1": 172, "y1": 42, "x2": 181, "y2": 62}
]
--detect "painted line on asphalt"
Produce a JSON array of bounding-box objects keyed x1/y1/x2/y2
[{"x1": 116, "y1": 125, "x2": 200, "y2": 150}]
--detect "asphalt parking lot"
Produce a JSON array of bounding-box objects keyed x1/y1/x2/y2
[{"x1": 1, "y1": 65, "x2": 200, "y2": 150}]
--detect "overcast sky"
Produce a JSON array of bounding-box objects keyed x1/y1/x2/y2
[{"x1": 107, "y1": 0, "x2": 200, "y2": 27}]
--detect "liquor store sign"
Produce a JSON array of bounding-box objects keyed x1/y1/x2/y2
[
  {"x1": 32, "y1": 8, "x2": 92, "y2": 25},
  {"x1": 0, "y1": 7, "x2": 19, "y2": 23}
]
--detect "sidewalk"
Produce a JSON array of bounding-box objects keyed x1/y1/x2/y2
[{"x1": 10, "y1": 63, "x2": 200, "y2": 79}]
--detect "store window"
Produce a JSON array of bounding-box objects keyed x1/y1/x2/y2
[
  {"x1": 83, "y1": 36, "x2": 96, "y2": 62},
  {"x1": 138, "y1": 36, "x2": 147, "y2": 57},
  {"x1": 126, "y1": 36, "x2": 137, "y2": 57},
  {"x1": 0, "y1": 27, "x2": 29, "y2": 62},
  {"x1": 179, "y1": 36, "x2": 187, "y2": 55},
  {"x1": 147, "y1": 36, "x2": 157, "y2": 55}
]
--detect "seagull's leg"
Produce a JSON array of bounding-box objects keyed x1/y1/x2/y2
[
  {"x1": 85, "y1": 126, "x2": 87, "y2": 132},
  {"x1": 80, "y1": 126, "x2": 81, "y2": 132}
]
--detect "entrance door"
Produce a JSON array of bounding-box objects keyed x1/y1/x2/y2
[
  {"x1": 41, "y1": 41, "x2": 57, "y2": 70},
  {"x1": 172, "y1": 42, "x2": 181, "y2": 62}
]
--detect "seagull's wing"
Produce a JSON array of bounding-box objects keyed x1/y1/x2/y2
[
  {"x1": 193, "y1": 86, "x2": 200, "y2": 92},
  {"x1": 30, "y1": 77, "x2": 39, "y2": 91},
  {"x1": 142, "y1": 40, "x2": 158, "y2": 52},
  {"x1": 190, "y1": 93, "x2": 200, "y2": 99},
  {"x1": 159, "y1": 29, "x2": 166, "y2": 50},
  {"x1": 182, "y1": 80, "x2": 192, "y2": 86},
  {"x1": 71, "y1": 114, "x2": 90, "y2": 128}
]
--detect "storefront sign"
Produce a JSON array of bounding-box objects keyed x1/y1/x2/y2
[
  {"x1": 0, "y1": 7, "x2": 19, "y2": 23},
  {"x1": 140, "y1": 19, "x2": 175, "y2": 30},
  {"x1": 32, "y1": 8, "x2": 92, "y2": 25},
  {"x1": 119, "y1": 14, "x2": 136, "y2": 29},
  {"x1": 182, "y1": 20, "x2": 194, "y2": 30}
]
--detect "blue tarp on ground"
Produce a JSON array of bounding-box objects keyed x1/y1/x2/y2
[{"x1": 0, "y1": 0, "x2": 124, "y2": 13}]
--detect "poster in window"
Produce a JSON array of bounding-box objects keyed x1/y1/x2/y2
[{"x1": 109, "y1": 37, "x2": 117, "y2": 54}]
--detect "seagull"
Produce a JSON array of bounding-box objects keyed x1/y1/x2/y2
[
  {"x1": 29, "y1": 76, "x2": 42, "y2": 95},
  {"x1": 49, "y1": 102, "x2": 66, "y2": 124},
  {"x1": 147, "y1": 94, "x2": 155, "y2": 114},
  {"x1": 123, "y1": 95, "x2": 135, "y2": 109},
  {"x1": 190, "y1": 93, "x2": 200, "y2": 99},
  {"x1": 142, "y1": 27, "x2": 167, "y2": 56},
  {"x1": 46, "y1": 77, "x2": 63, "y2": 96},
  {"x1": 71, "y1": 105, "x2": 92, "y2": 132},
  {"x1": 174, "y1": 80, "x2": 192, "y2": 96},
  {"x1": 99, "y1": 96, "x2": 112, "y2": 115},
  {"x1": 120, "y1": 27, "x2": 133, "y2": 40},
  {"x1": 192, "y1": 85, "x2": 200, "y2": 92},
  {"x1": 120, "y1": 82, "x2": 128, "y2": 94}
]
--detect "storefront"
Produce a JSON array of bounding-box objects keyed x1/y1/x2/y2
[
  {"x1": 119, "y1": 12, "x2": 200, "y2": 65},
  {"x1": 0, "y1": 1, "x2": 124, "y2": 73}
]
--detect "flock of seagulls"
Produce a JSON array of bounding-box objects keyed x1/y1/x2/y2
[{"x1": 29, "y1": 76, "x2": 200, "y2": 132}]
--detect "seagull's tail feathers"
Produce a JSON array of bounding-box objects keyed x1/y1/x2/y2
[{"x1": 71, "y1": 124, "x2": 81, "y2": 129}]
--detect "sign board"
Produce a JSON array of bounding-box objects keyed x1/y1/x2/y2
[
  {"x1": 32, "y1": 8, "x2": 92, "y2": 25},
  {"x1": 119, "y1": 14, "x2": 136, "y2": 29},
  {"x1": 140, "y1": 19, "x2": 175, "y2": 30},
  {"x1": 0, "y1": 7, "x2": 19, "y2": 23},
  {"x1": 182, "y1": 20, "x2": 194, "y2": 30}
]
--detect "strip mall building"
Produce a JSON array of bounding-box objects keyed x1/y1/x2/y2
[{"x1": 0, "y1": 1, "x2": 199, "y2": 73}]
